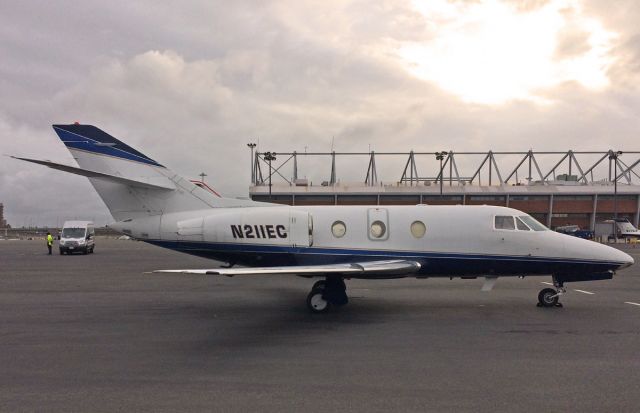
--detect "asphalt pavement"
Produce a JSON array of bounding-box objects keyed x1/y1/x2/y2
[{"x1": 1, "y1": 239, "x2": 639, "y2": 412}]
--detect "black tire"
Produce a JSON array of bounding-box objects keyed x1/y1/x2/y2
[
  {"x1": 90, "y1": 246, "x2": 94, "y2": 254},
  {"x1": 82, "y1": 248, "x2": 88, "y2": 255},
  {"x1": 307, "y1": 288, "x2": 331, "y2": 313},
  {"x1": 312, "y1": 280, "x2": 326, "y2": 290},
  {"x1": 538, "y1": 288, "x2": 559, "y2": 307}
]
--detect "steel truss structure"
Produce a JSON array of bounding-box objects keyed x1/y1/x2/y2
[{"x1": 251, "y1": 150, "x2": 640, "y2": 187}]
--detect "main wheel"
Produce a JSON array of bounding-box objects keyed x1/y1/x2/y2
[
  {"x1": 312, "y1": 280, "x2": 326, "y2": 290},
  {"x1": 307, "y1": 288, "x2": 331, "y2": 313},
  {"x1": 538, "y1": 288, "x2": 559, "y2": 307}
]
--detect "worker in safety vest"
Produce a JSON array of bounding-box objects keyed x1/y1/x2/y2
[{"x1": 46, "y1": 232, "x2": 53, "y2": 255}]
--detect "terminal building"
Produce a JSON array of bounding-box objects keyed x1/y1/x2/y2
[{"x1": 247, "y1": 150, "x2": 640, "y2": 230}]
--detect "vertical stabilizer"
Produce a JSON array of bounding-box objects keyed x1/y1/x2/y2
[{"x1": 51, "y1": 124, "x2": 259, "y2": 221}]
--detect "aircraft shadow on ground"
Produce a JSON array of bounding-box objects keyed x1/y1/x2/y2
[{"x1": 120, "y1": 284, "x2": 563, "y2": 360}]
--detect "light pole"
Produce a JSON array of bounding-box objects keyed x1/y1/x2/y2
[
  {"x1": 264, "y1": 151, "x2": 277, "y2": 199},
  {"x1": 198, "y1": 172, "x2": 207, "y2": 184},
  {"x1": 609, "y1": 151, "x2": 623, "y2": 219},
  {"x1": 435, "y1": 151, "x2": 447, "y2": 197},
  {"x1": 247, "y1": 143, "x2": 256, "y2": 184}
]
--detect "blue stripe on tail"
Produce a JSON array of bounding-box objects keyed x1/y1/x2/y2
[{"x1": 52, "y1": 124, "x2": 164, "y2": 167}]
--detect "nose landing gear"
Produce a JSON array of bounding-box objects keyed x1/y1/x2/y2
[
  {"x1": 537, "y1": 277, "x2": 566, "y2": 308},
  {"x1": 306, "y1": 277, "x2": 348, "y2": 313}
]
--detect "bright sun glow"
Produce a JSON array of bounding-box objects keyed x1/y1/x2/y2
[{"x1": 399, "y1": 0, "x2": 616, "y2": 105}]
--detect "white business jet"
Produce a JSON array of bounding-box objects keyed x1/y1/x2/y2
[{"x1": 13, "y1": 124, "x2": 634, "y2": 313}]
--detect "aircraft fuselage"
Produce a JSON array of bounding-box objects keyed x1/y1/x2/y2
[{"x1": 110, "y1": 204, "x2": 632, "y2": 281}]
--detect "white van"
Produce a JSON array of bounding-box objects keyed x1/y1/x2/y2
[{"x1": 59, "y1": 221, "x2": 95, "y2": 255}]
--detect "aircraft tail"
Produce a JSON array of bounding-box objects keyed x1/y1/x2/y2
[{"x1": 43, "y1": 123, "x2": 257, "y2": 221}]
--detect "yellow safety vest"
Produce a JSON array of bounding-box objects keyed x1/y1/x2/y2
[{"x1": 47, "y1": 234, "x2": 53, "y2": 246}]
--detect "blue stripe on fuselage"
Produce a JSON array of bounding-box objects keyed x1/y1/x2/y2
[{"x1": 142, "y1": 239, "x2": 624, "y2": 276}]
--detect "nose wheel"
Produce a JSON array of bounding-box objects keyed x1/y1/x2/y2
[
  {"x1": 306, "y1": 277, "x2": 348, "y2": 313},
  {"x1": 537, "y1": 278, "x2": 565, "y2": 308}
]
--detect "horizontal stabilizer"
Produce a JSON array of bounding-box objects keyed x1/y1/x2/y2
[
  {"x1": 11, "y1": 156, "x2": 175, "y2": 190},
  {"x1": 153, "y1": 260, "x2": 422, "y2": 277}
]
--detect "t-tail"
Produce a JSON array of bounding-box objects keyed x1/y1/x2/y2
[{"x1": 12, "y1": 123, "x2": 259, "y2": 222}]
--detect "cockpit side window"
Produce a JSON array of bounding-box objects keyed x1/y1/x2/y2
[
  {"x1": 494, "y1": 216, "x2": 515, "y2": 230},
  {"x1": 519, "y1": 215, "x2": 548, "y2": 231},
  {"x1": 516, "y1": 217, "x2": 531, "y2": 231}
]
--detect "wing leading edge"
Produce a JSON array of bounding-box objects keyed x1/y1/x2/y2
[{"x1": 153, "y1": 260, "x2": 422, "y2": 277}]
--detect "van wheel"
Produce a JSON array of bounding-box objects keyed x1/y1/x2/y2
[{"x1": 83, "y1": 248, "x2": 88, "y2": 255}]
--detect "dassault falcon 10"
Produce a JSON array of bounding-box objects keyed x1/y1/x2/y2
[{"x1": 13, "y1": 124, "x2": 634, "y2": 313}]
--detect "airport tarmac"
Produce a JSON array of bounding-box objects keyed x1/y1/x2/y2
[{"x1": 1, "y1": 239, "x2": 639, "y2": 412}]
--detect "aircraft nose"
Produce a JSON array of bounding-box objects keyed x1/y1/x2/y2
[
  {"x1": 590, "y1": 241, "x2": 634, "y2": 270},
  {"x1": 617, "y1": 249, "x2": 634, "y2": 270}
]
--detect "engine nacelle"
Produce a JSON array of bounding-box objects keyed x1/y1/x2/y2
[{"x1": 175, "y1": 207, "x2": 313, "y2": 247}]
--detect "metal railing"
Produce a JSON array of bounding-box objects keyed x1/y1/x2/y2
[{"x1": 249, "y1": 150, "x2": 640, "y2": 187}]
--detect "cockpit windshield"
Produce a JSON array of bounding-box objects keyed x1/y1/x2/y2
[
  {"x1": 62, "y1": 228, "x2": 86, "y2": 238},
  {"x1": 519, "y1": 215, "x2": 548, "y2": 231},
  {"x1": 515, "y1": 217, "x2": 531, "y2": 231},
  {"x1": 494, "y1": 215, "x2": 548, "y2": 231}
]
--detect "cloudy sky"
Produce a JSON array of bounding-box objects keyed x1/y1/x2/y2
[{"x1": 1, "y1": 0, "x2": 639, "y2": 227}]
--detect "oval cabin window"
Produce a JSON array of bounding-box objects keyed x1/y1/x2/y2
[
  {"x1": 410, "y1": 221, "x2": 426, "y2": 238},
  {"x1": 331, "y1": 221, "x2": 347, "y2": 238},
  {"x1": 370, "y1": 220, "x2": 386, "y2": 238}
]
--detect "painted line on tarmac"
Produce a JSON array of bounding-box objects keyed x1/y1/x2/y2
[
  {"x1": 574, "y1": 289, "x2": 595, "y2": 295},
  {"x1": 624, "y1": 302, "x2": 640, "y2": 307}
]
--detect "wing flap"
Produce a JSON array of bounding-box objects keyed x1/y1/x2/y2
[
  {"x1": 153, "y1": 260, "x2": 421, "y2": 277},
  {"x1": 11, "y1": 156, "x2": 175, "y2": 190}
]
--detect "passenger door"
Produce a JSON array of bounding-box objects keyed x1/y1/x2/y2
[
  {"x1": 87, "y1": 226, "x2": 95, "y2": 248},
  {"x1": 289, "y1": 210, "x2": 313, "y2": 247}
]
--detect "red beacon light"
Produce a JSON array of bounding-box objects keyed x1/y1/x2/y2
[{"x1": 74, "y1": 121, "x2": 80, "y2": 125}]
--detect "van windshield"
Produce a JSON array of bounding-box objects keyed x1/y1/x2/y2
[{"x1": 62, "y1": 228, "x2": 86, "y2": 238}]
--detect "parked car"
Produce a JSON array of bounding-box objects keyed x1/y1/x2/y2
[{"x1": 555, "y1": 225, "x2": 594, "y2": 240}]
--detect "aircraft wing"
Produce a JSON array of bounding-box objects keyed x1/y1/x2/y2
[{"x1": 152, "y1": 260, "x2": 421, "y2": 277}]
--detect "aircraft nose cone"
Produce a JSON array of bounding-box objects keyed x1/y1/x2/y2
[
  {"x1": 618, "y1": 250, "x2": 634, "y2": 270},
  {"x1": 591, "y1": 241, "x2": 634, "y2": 270}
]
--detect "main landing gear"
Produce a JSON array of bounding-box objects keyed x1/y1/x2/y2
[
  {"x1": 537, "y1": 277, "x2": 566, "y2": 308},
  {"x1": 306, "y1": 277, "x2": 348, "y2": 313}
]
